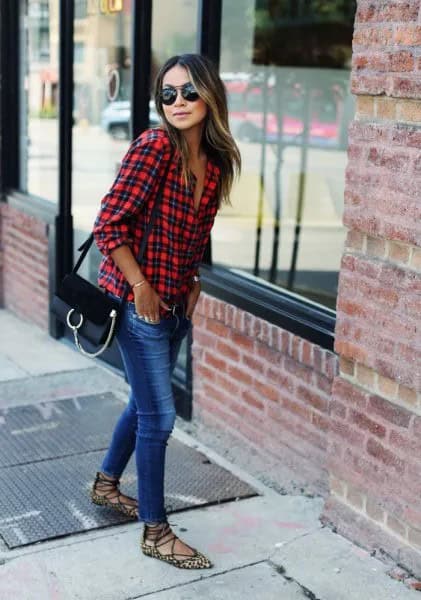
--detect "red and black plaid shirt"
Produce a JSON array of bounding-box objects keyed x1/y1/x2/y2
[{"x1": 93, "y1": 128, "x2": 220, "y2": 306}]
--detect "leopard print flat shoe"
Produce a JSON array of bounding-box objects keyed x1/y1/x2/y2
[
  {"x1": 90, "y1": 471, "x2": 138, "y2": 519},
  {"x1": 141, "y1": 521, "x2": 212, "y2": 569}
]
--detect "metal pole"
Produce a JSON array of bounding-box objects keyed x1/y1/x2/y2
[
  {"x1": 0, "y1": 0, "x2": 20, "y2": 193},
  {"x1": 287, "y1": 76, "x2": 311, "y2": 290},
  {"x1": 56, "y1": 0, "x2": 74, "y2": 283},
  {"x1": 198, "y1": 0, "x2": 222, "y2": 266},
  {"x1": 131, "y1": 0, "x2": 152, "y2": 140}
]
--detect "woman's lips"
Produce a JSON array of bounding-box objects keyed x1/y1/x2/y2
[{"x1": 173, "y1": 112, "x2": 190, "y2": 117}]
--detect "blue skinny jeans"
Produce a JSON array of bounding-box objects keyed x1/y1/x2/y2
[{"x1": 100, "y1": 295, "x2": 191, "y2": 523}]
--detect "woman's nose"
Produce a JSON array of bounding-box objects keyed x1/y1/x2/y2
[{"x1": 173, "y1": 89, "x2": 186, "y2": 106}]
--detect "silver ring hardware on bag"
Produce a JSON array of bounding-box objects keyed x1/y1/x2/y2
[{"x1": 66, "y1": 308, "x2": 118, "y2": 358}]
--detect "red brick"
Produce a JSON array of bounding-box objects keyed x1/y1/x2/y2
[
  {"x1": 394, "y1": 25, "x2": 421, "y2": 45},
  {"x1": 292, "y1": 336, "x2": 302, "y2": 362},
  {"x1": 203, "y1": 351, "x2": 228, "y2": 374},
  {"x1": 230, "y1": 331, "x2": 254, "y2": 352},
  {"x1": 192, "y1": 329, "x2": 216, "y2": 350},
  {"x1": 223, "y1": 303, "x2": 235, "y2": 327},
  {"x1": 325, "y1": 353, "x2": 339, "y2": 380},
  {"x1": 281, "y1": 330, "x2": 291, "y2": 353},
  {"x1": 266, "y1": 368, "x2": 295, "y2": 394},
  {"x1": 344, "y1": 448, "x2": 386, "y2": 487},
  {"x1": 348, "y1": 121, "x2": 389, "y2": 144},
  {"x1": 366, "y1": 438, "x2": 405, "y2": 473},
  {"x1": 243, "y1": 312, "x2": 255, "y2": 337},
  {"x1": 227, "y1": 363, "x2": 254, "y2": 387},
  {"x1": 390, "y1": 75, "x2": 421, "y2": 98},
  {"x1": 412, "y1": 417, "x2": 421, "y2": 437},
  {"x1": 242, "y1": 389, "x2": 265, "y2": 412},
  {"x1": 214, "y1": 370, "x2": 242, "y2": 397},
  {"x1": 390, "y1": 126, "x2": 421, "y2": 149},
  {"x1": 311, "y1": 412, "x2": 329, "y2": 433},
  {"x1": 270, "y1": 326, "x2": 282, "y2": 351},
  {"x1": 281, "y1": 396, "x2": 312, "y2": 421},
  {"x1": 330, "y1": 419, "x2": 365, "y2": 446},
  {"x1": 313, "y1": 347, "x2": 325, "y2": 372},
  {"x1": 206, "y1": 319, "x2": 231, "y2": 338},
  {"x1": 256, "y1": 320, "x2": 271, "y2": 345},
  {"x1": 297, "y1": 385, "x2": 329, "y2": 413},
  {"x1": 330, "y1": 399, "x2": 347, "y2": 419},
  {"x1": 389, "y1": 51, "x2": 415, "y2": 72},
  {"x1": 351, "y1": 72, "x2": 388, "y2": 95},
  {"x1": 234, "y1": 310, "x2": 244, "y2": 331},
  {"x1": 315, "y1": 373, "x2": 332, "y2": 396},
  {"x1": 195, "y1": 363, "x2": 215, "y2": 383},
  {"x1": 368, "y1": 395, "x2": 412, "y2": 428},
  {"x1": 253, "y1": 379, "x2": 280, "y2": 403},
  {"x1": 215, "y1": 339, "x2": 240, "y2": 362},
  {"x1": 301, "y1": 341, "x2": 314, "y2": 367},
  {"x1": 255, "y1": 342, "x2": 281, "y2": 366},
  {"x1": 332, "y1": 378, "x2": 369, "y2": 410},
  {"x1": 284, "y1": 356, "x2": 313, "y2": 384},
  {"x1": 350, "y1": 409, "x2": 387, "y2": 438},
  {"x1": 242, "y1": 353, "x2": 267, "y2": 373},
  {"x1": 334, "y1": 340, "x2": 369, "y2": 364},
  {"x1": 345, "y1": 229, "x2": 365, "y2": 250}
]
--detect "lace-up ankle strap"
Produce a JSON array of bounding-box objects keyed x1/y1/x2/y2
[
  {"x1": 144, "y1": 522, "x2": 174, "y2": 545},
  {"x1": 94, "y1": 472, "x2": 120, "y2": 487}
]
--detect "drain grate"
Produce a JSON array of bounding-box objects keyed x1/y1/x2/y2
[{"x1": 0, "y1": 394, "x2": 258, "y2": 548}]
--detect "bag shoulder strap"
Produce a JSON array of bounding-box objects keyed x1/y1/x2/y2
[{"x1": 73, "y1": 147, "x2": 174, "y2": 277}]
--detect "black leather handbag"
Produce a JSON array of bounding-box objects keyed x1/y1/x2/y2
[{"x1": 51, "y1": 150, "x2": 173, "y2": 358}]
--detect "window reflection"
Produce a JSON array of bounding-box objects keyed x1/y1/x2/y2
[
  {"x1": 72, "y1": 1, "x2": 132, "y2": 282},
  {"x1": 216, "y1": 0, "x2": 356, "y2": 309},
  {"x1": 22, "y1": 0, "x2": 59, "y2": 202}
]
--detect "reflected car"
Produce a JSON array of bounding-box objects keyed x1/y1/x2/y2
[
  {"x1": 101, "y1": 100, "x2": 160, "y2": 140},
  {"x1": 225, "y1": 78, "x2": 350, "y2": 149}
]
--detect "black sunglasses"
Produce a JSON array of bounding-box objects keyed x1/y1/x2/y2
[{"x1": 160, "y1": 83, "x2": 200, "y2": 106}]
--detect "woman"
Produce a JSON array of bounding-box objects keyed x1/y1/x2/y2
[{"x1": 90, "y1": 53, "x2": 241, "y2": 569}]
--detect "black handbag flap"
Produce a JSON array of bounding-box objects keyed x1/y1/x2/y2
[{"x1": 57, "y1": 274, "x2": 118, "y2": 325}]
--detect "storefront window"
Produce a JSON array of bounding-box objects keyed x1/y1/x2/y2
[
  {"x1": 215, "y1": 0, "x2": 356, "y2": 309},
  {"x1": 151, "y1": 0, "x2": 199, "y2": 76},
  {"x1": 21, "y1": 0, "x2": 59, "y2": 202},
  {"x1": 72, "y1": 0, "x2": 132, "y2": 281}
]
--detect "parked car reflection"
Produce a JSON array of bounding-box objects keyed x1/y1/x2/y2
[
  {"x1": 225, "y1": 73, "x2": 351, "y2": 149},
  {"x1": 101, "y1": 100, "x2": 160, "y2": 140}
]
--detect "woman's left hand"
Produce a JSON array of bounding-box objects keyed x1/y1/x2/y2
[{"x1": 186, "y1": 281, "x2": 201, "y2": 319}]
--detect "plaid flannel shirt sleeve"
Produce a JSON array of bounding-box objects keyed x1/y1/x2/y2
[{"x1": 93, "y1": 133, "x2": 165, "y2": 256}]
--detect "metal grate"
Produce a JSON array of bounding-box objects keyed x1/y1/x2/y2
[{"x1": 0, "y1": 394, "x2": 258, "y2": 548}]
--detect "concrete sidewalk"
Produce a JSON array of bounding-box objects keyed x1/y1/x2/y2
[{"x1": 0, "y1": 309, "x2": 419, "y2": 600}]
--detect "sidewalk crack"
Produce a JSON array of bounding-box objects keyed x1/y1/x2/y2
[{"x1": 127, "y1": 560, "x2": 267, "y2": 599}]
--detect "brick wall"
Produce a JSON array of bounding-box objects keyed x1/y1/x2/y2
[
  {"x1": 192, "y1": 293, "x2": 339, "y2": 496},
  {"x1": 0, "y1": 203, "x2": 49, "y2": 329},
  {"x1": 322, "y1": 0, "x2": 421, "y2": 577}
]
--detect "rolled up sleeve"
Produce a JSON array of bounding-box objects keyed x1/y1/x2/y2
[{"x1": 93, "y1": 132, "x2": 165, "y2": 256}]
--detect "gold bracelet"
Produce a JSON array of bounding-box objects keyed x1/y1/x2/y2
[{"x1": 132, "y1": 279, "x2": 146, "y2": 289}]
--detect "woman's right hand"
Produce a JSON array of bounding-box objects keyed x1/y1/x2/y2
[{"x1": 133, "y1": 281, "x2": 169, "y2": 323}]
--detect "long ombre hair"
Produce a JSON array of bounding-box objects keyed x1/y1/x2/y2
[{"x1": 154, "y1": 54, "x2": 241, "y2": 208}]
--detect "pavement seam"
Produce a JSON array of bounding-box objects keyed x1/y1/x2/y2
[
  {"x1": 126, "y1": 559, "x2": 269, "y2": 599},
  {"x1": 268, "y1": 560, "x2": 322, "y2": 600}
]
